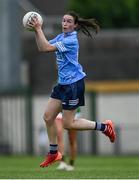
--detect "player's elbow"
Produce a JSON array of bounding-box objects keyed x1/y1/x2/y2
[
  {"x1": 46, "y1": 45, "x2": 57, "y2": 52},
  {"x1": 38, "y1": 48, "x2": 48, "y2": 53}
]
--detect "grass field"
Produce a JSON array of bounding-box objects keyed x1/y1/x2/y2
[{"x1": 0, "y1": 155, "x2": 139, "y2": 179}]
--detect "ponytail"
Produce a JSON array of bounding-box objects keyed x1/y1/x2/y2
[{"x1": 67, "y1": 11, "x2": 100, "y2": 38}]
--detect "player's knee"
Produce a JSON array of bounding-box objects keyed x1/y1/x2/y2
[
  {"x1": 63, "y1": 121, "x2": 72, "y2": 130},
  {"x1": 43, "y1": 112, "x2": 52, "y2": 125}
]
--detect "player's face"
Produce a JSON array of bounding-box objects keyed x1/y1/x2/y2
[{"x1": 62, "y1": 15, "x2": 77, "y2": 33}]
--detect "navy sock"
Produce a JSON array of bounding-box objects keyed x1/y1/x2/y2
[
  {"x1": 95, "y1": 122, "x2": 106, "y2": 131},
  {"x1": 49, "y1": 144, "x2": 58, "y2": 154}
]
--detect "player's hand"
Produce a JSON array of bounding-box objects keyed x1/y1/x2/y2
[{"x1": 27, "y1": 16, "x2": 42, "y2": 31}]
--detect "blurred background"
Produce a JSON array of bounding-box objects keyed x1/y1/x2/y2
[{"x1": 0, "y1": 0, "x2": 139, "y2": 156}]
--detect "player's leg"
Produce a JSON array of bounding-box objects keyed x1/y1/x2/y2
[
  {"x1": 43, "y1": 98, "x2": 61, "y2": 144},
  {"x1": 55, "y1": 114, "x2": 68, "y2": 170},
  {"x1": 55, "y1": 114, "x2": 64, "y2": 156},
  {"x1": 63, "y1": 109, "x2": 96, "y2": 130},
  {"x1": 40, "y1": 97, "x2": 62, "y2": 167},
  {"x1": 66, "y1": 129, "x2": 77, "y2": 171},
  {"x1": 62, "y1": 79, "x2": 116, "y2": 143},
  {"x1": 62, "y1": 110, "x2": 116, "y2": 143}
]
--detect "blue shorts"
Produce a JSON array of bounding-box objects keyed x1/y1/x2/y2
[{"x1": 50, "y1": 78, "x2": 85, "y2": 110}]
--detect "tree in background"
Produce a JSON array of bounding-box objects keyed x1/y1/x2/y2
[{"x1": 69, "y1": 0, "x2": 139, "y2": 28}]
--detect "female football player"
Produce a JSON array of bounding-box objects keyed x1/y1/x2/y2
[{"x1": 29, "y1": 11, "x2": 116, "y2": 168}]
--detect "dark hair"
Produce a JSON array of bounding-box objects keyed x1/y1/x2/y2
[{"x1": 67, "y1": 11, "x2": 100, "y2": 38}]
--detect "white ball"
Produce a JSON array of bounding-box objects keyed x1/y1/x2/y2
[{"x1": 23, "y1": 11, "x2": 43, "y2": 31}]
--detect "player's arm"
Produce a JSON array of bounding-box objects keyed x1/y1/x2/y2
[
  {"x1": 30, "y1": 17, "x2": 57, "y2": 52},
  {"x1": 35, "y1": 28, "x2": 57, "y2": 52}
]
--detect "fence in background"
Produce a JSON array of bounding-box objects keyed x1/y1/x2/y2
[
  {"x1": 1, "y1": 80, "x2": 139, "y2": 155},
  {"x1": 0, "y1": 88, "x2": 33, "y2": 155}
]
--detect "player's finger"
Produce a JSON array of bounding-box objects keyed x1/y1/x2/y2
[{"x1": 27, "y1": 21, "x2": 34, "y2": 27}]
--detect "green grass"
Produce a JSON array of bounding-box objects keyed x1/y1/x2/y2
[{"x1": 0, "y1": 155, "x2": 139, "y2": 179}]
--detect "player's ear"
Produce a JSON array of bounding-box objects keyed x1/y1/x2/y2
[{"x1": 74, "y1": 23, "x2": 78, "y2": 29}]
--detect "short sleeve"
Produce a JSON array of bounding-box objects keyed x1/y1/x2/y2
[
  {"x1": 54, "y1": 38, "x2": 77, "y2": 52},
  {"x1": 49, "y1": 38, "x2": 57, "y2": 44}
]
